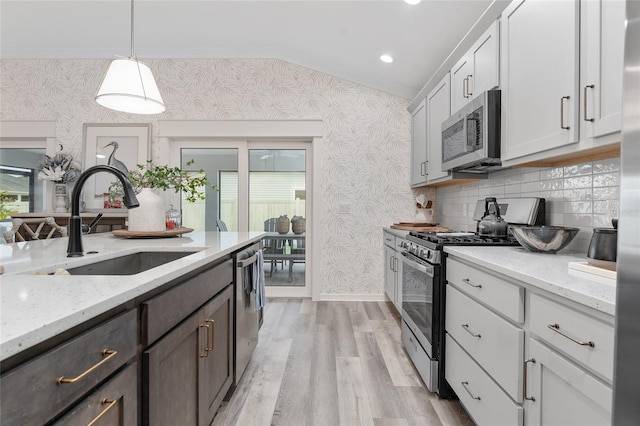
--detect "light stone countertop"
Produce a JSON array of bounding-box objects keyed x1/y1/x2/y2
[
  {"x1": 0, "y1": 231, "x2": 265, "y2": 362},
  {"x1": 383, "y1": 227, "x2": 410, "y2": 239},
  {"x1": 444, "y1": 246, "x2": 616, "y2": 316}
]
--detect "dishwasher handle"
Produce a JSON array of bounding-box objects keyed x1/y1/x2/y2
[{"x1": 237, "y1": 249, "x2": 264, "y2": 268}]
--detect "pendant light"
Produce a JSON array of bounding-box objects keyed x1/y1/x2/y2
[{"x1": 95, "y1": 0, "x2": 166, "y2": 114}]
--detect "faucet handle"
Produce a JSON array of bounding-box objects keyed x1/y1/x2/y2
[{"x1": 82, "y1": 213, "x2": 104, "y2": 235}]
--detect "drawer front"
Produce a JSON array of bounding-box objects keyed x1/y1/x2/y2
[
  {"x1": 529, "y1": 293, "x2": 614, "y2": 382},
  {"x1": 53, "y1": 362, "x2": 137, "y2": 426},
  {"x1": 446, "y1": 335, "x2": 523, "y2": 426},
  {"x1": 142, "y1": 258, "x2": 233, "y2": 346},
  {"x1": 446, "y1": 285, "x2": 524, "y2": 401},
  {"x1": 402, "y1": 321, "x2": 438, "y2": 392},
  {"x1": 384, "y1": 231, "x2": 395, "y2": 248},
  {"x1": 447, "y1": 257, "x2": 524, "y2": 323},
  {"x1": 0, "y1": 310, "x2": 137, "y2": 426}
]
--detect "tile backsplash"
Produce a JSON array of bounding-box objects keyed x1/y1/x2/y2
[{"x1": 435, "y1": 157, "x2": 620, "y2": 254}]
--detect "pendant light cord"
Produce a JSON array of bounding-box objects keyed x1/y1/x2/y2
[{"x1": 130, "y1": 0, "x2": 135, "y2": 58}]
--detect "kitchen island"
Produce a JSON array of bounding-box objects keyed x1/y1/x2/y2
[
  {"x1": 0, "y1": 231, "x2": 265, "y2": 425},
  {"x1": 0, "y1": 231, "x2": 264, "y2": 362}
]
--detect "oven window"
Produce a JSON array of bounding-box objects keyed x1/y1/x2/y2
[{"x1": 402, "y1": 259, "x2": 434, "y2": 344}]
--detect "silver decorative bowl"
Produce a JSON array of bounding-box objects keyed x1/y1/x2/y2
[{"x1": 510, "y1": 226, "x2": 580, "y2": 253}]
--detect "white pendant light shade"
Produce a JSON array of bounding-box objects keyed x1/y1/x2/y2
[{"x1": 96, "y1": 57, "x2": 166, "y2": 114}]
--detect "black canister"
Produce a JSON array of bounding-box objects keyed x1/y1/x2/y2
[{"x1": 587, "y1": 228, "x2": 618, "y2": 262}]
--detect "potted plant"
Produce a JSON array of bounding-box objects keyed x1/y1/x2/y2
[
  {"x1": 37, "y1": 151, "x2": 80, "y2": 212},
  {"x1": 111, "y1": 160, "x2": 215, "y2": 232}
]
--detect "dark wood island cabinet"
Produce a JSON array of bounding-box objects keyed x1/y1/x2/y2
[{"x1": 0, "y1": 238, "x2": 257, "y2": 426}]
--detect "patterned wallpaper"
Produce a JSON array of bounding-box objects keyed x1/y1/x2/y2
[{"x1": 0, "y1": 58, "x2": 434, "y2": 298}]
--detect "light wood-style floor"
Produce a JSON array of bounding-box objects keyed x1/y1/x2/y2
[{"x1": 213, "y1": 299, "x2": 474, "y2": 426}]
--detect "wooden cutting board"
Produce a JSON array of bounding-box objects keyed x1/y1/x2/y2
[
  {"x1": 390, "y1": 224, "x2": 451, "y2": 232},
  {"x1": 112, "y1": 227, "x2": 193, "y2": 238},
  {"x1": 394, "y1": 222, "x2": 438, "y2": 227}
]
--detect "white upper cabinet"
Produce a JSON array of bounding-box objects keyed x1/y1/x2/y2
[
  {"x1": 451, "y1": 21, "x2": 500, "y2": 114},
  {"x1": 411, "y1": 99, "x2": 428, "y2": 186},
  {"x1": 501, "y1": 0, "x2": 580, "y2": 161},
  {"x1": 580, "y1": 0, "x2": 625, "y2": 140},
  {"x1": 426, "y1": 73, "x2": 451, "y2": 181}
]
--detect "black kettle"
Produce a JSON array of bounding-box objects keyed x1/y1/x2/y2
[{"x1": 478, "y1": 197, "x2": 508, "y2": 237}]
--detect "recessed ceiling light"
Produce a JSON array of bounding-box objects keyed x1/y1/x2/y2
[
  {"x1": 405, "y1": 0, "x2": 422, "y2": 4},
  {"x1": 380, "y1": 54, "x2": 394, "y2": 64}
]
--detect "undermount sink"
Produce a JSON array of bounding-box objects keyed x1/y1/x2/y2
[{"x1": 64, "y1": 251, "x2": 198, "y2": 276}]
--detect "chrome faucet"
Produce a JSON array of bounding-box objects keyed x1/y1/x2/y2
[{"x1": 67, "y1": 165, "x2": 139, "y2": 257}]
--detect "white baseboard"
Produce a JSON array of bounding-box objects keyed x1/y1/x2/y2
[{"x1": 319, "y1": 293, "x2": 388, "y2": 302}]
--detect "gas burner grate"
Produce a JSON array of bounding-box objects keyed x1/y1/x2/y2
[{"x1": 408, "y1": 231, "x2": 520, "y2": 247}]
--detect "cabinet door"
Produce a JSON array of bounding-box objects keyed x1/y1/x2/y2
[
  {"x1": 451, "y1": 54, "x2": 473, "y2": 115},
  {"x1": 501, "y1": 0, "x2": 579, "y2": 161},
  {"x1": 384, "y1": 245, "x2": 396, "y2": 304},
  {"x1": 526, "y1": 339, "x2": 612, "y2": 426},
  {"x1": 411, "y1": 99, "x2": 428, "y2": 186},
  {"x1": 427, "y1": 73, "x2": 451, "y2": 181},
  {"x1": 471, "y1": 20, "x2": 500, "y2": 97},
  {"x1": 199, "y1": 286, "x2": 233, "y2": 426},
  {"x1": 144, "y1": 310, "x2": 203, "y2": 426},
  {"x1": 393, "y1": 246, "x2": 402, "y2": 311},
  {"x1": 581, "y1": 0, "x2": 625, "y2": 139}
]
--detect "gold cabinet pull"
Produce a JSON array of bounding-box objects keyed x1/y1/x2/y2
[
  {"x1": 87, "y1": 398, "x2": 117, "y2": 426},
  {"x1": 524, "y1": 358, "x2": 536, "y2": 401},
  {"x1": 560, "y1": 96, "x2": 571, "y2": 129},
  {"x1": 205, "y1": 319, "x2": 215, "y2": 352},
  {"x1": 584, "y1": 85, "x2": 595, "y2": 122},
  {"x1": 199, "y1": 324, "x2": 210, "y2": 358},
  {"x1": 461, "y1": 323, "x2": 481, "y2": 338},
  {"x1": 57, "y1": 349, "x2": 117, "y2": 385},
  {"x1": 547, "y1": 323, "x2": 595, "y2": 347},
  {"x1": 461, "y1": 381, "x2": 481, "y2": 400},
  {"x1": 462, "y1": 278, "x2": 482, "y2": 288},
  {"x1": 466, "y1": 74, "x2": 473, "y2": 97}
]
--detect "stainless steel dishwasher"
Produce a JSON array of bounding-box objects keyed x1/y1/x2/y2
[{"x1": 230, "y1": 242, "x2": 262, "y2": 393}]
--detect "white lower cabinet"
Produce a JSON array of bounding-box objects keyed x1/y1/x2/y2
[
  {"x1": 446, "y1": 334, "x2": 523, "y2": 426},
  {"x1": 383, "y1": 230, "x2": 403, "y2": 312},
  {"x1": 445, "y1": 255, "x2": 614, "y2": 426},
  {"x1": 525, "y1": 339, "x2": 612, "y2": 426},
  {"x1": 446, "y1": 286, "x2": 524, "y2": 401}
]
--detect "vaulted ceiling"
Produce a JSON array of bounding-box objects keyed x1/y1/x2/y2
[{"x1": 0, "y1": 0, "x2": 494, "y2": 99}]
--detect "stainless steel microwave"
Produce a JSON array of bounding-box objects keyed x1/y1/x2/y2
[{"x1": 441, "y1": 89, "x2": 501, "y2": 172}]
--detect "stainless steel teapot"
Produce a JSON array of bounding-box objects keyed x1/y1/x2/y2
[{"x1": 478, "y1": 197, "x2": 508, "y2": 237}]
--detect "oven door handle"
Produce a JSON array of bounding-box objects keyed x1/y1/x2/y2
[{"x1": 400, "y1": 251, "x2": 434, "y2": 277}]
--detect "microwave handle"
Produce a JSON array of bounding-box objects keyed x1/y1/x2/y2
[{"x1": 465, "y1": 115, "x2": 482, "y2": 152}]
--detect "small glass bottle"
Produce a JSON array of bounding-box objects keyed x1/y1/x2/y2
[{"x1": 165, "y1": 204, "x2": 181, "y2": 230}]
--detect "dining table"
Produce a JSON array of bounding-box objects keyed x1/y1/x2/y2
[{"x1": 262, "y1": 232, "x2": 305, "y2": 282}]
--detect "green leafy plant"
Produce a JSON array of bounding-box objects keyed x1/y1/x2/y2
[
  {"x1": 0, "y1": 191, "x2": 18, "y2": 220},
  {"x1": 111, "y1": 160, "x2": 216, "y2": 203}
]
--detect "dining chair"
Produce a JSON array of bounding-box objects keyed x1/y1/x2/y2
[
  {"x1": 3, "y1": 217, "x2": 67, "y2": 243},
  {"x1": 216, "y1": 219, "x2": 228, "y2": 231},
  {"x1": 263, "y1": 218, "x2": 283, "y2": 273}
]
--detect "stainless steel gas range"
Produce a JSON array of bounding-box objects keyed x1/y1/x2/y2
[{"x1": 399, "y1": 197, "x2": 545, "y2": 399}]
